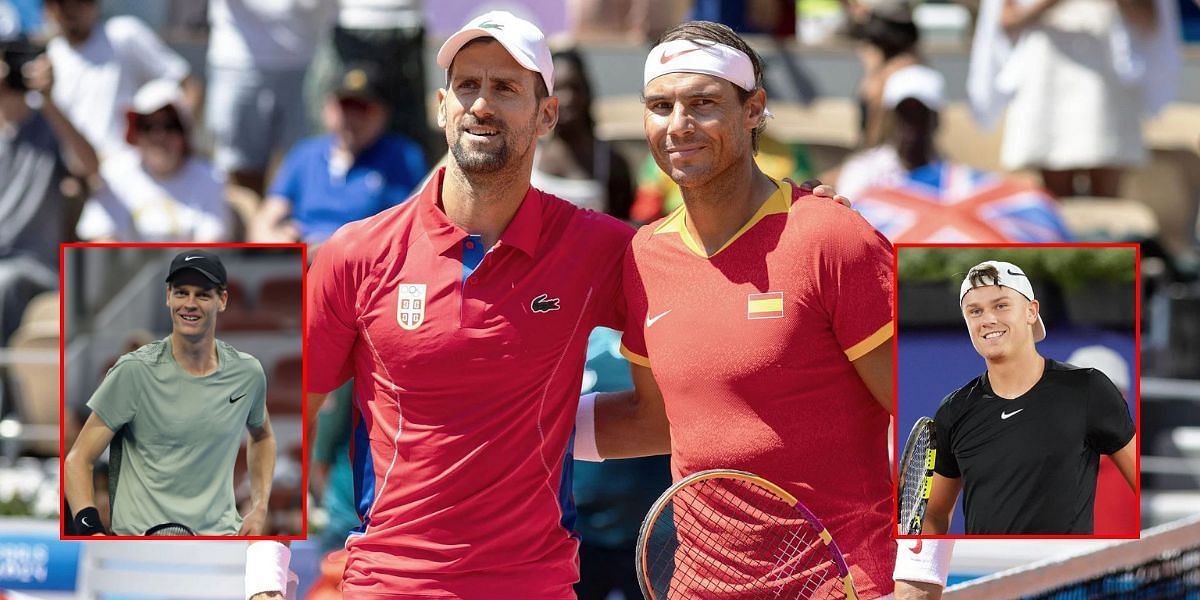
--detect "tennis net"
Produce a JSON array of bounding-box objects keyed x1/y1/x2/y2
[{"x1": 944, "y1": 513, "x2": 1200, "y2": 599}]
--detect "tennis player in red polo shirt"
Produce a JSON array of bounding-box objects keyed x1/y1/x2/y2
[
  {"x1": 573, "y1": 21, "x2": 952, "y2": 599},
  {"x1": 298, "y1": 11, "x2": 632, "y2": 599}
]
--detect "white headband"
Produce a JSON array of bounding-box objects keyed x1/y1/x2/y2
[{"x1": 644, "y1": 39, "x2": 757, "y2": 92}]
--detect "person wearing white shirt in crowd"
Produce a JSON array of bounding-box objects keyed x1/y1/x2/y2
[
  {"x1": 44, "y1": 0, "x2": 199, "y2": 158},
  {"x1": 206, "y1": 0, "x2": 336, "y2": 196},
  {"x1": 968, "y1": 0, "x2": 1178, "y2": 198},
  {"x1": 77, "y1": 79, "x2": 231, "y2": 242}
]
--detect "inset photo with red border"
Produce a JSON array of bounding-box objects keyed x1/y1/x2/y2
[
  {"x1": 894, "y1": 243, "x2": 1140, "y2": 540},
  {"x1": 59, "y1": 243, "x2": 306, "y2": 540}
]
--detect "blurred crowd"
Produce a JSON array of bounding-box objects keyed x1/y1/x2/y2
[{"x1": 0, "y1": 0, "x2": 1198, "y2": 596}]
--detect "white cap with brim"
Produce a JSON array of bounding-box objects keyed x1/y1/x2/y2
[
  {"x1": 882, "y1": 64, "x2": 945, "y2": 111},
  {"x1": 959, "y1": 260, "x2": 1047, "y2": 342},
  {"x1": 124, "y1": 78, "x2": 191, "y2": 145},
  {"x1": 436, "y1": 10, "x2": 554, "y2": 95}
]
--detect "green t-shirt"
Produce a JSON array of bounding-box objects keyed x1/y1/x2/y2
[{"x1": 87, "y1": 336, "x2": 267, "y2": 535}]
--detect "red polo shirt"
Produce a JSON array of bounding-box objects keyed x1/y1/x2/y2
[{"x1": 307, "y1": 167, "x2": 633, "y2": 598}]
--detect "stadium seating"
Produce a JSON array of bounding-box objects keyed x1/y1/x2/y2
[
  {"x1": 267, "y1": 354, "x2": 303, "y2": 416},
  {"x1": 259, "y1": 277, "x2": 304, "y2": 329}
]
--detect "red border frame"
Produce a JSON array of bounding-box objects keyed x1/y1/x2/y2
[
  {"x1": 57, "y1": 242, "x2": 309, "y2": 541},
  {"x1": 890, "y1": 242, "x2": 1142, "y2": 541}
]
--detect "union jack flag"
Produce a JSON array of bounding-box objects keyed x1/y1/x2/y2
[{"x1": 855, "y1": 161, "x2": 1071, "y2": 243}]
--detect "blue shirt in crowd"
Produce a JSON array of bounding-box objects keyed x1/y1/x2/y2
[{"x1": 268, "y1": 133, "x2": 427, "y2": 243}]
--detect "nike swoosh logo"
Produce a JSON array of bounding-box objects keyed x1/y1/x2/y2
[
  {"x1": 184, "y1": 256, "x2": 202, "y2": 261},
  {"x1": 660, "y1": 47, "x2": 703, "y2": 64},
  {"x1": 646, "y1": 310, "x2": 671, "y2": 327},
  {"x1": 1007, "y1": 269, "x2": 1026, "y2": 278},
  {"x1": 81, "y1": 517, "x2": 91, "y2": 527},
  {"x1": 908, "y1": 539, "x2": 922, "y2": 553},
  {"x1": 1001, "y1": 408, "x2": 1024, "y2": 420},
  {"x1": 229, "y1": 394, "x2": 246, "y2": 404}
]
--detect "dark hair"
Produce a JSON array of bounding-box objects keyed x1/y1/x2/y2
[
  {"x1": 655, "y1": 21, "x2": 766, "y2": 153},
  {"x1": 550, "y1": 47, "x2": 594, "y2": 129},
  {"x1": 448, "y1": 38, "x2": 549, "y2": 101},
  {"x1": 853, "y1": 12, "x2": 920, "y2": 61},
  {"x1": 966, "y1": 264, "x2": 1001, "y2": 289}
]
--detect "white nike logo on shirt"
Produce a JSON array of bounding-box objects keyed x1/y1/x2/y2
[
  {"x1": 1001, "y1": 409, "x2": 1024, "y2": 420},
  {"x1": 646, "y1": 310, "x2": 671, "y2": 327}
]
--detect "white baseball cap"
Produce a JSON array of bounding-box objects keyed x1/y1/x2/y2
[
  {"x1": 882, "y1": 64, "x2": 945, "y2": 111},
  {"x1": 959, "y1": 260, "x2": 1046, "y2": 342},
  {"x1": 436, "y1": 10, "x2": 554, "y2": 95},
  {"x1": 124, "y1": 78, "x2": 192, "y2": 144}
]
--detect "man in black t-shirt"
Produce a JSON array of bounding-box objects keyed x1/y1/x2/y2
[{"x1": 922, "y1": 260, "x2": 1136, "y2": 535}]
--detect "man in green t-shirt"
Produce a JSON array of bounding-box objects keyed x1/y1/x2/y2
[{"x1": 64, "y1": 250, "x2": 276, "y2": 536}]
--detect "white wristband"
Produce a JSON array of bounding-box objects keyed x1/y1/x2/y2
[
  {"x1": 893, "y1": 538, "x2": 955, "y2": 586},
  {"x1": 574, "y1": 392, "x2": 604, "y2": 462},
  {"x1": 245, "y1": 541, "x2": 298, "y2": 600}
]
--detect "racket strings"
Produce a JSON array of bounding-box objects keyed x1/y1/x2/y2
[
  {"x1": 144, "y1": 523, "x2": 196, "y2": 536},
  {"x1": 898, "y1": 422, "x2": 934, "y2": 535},
  {"x1": 644, "y1": 478, "x2": 847, "y2": 599}
]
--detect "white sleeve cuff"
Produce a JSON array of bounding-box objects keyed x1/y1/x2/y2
[
  {"x1": 245, "y1": 541, "x2": 298, "y2": 599},
  {"x1": 893, "y1": 538, "x2": 955, "y2": 586},
  {"x1": 574, "y1": 392, "x2": 604, "y2": 462}
]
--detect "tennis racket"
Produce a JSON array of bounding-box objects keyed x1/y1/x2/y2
[
  {"x1": 144, "y1": 522, "x2": 197, "y2": 536},
  {"x1": 635, "y1": 469, "x2": 858, "y2": 599},
  {"x1": 897, "y1": 417, "x2": 936, "y2": 535}
]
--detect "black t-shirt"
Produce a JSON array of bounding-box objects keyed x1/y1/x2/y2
[{"x1": 933, "y1": 358, "x2": 1134, "y2": 534}]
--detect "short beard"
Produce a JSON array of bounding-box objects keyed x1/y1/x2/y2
[{"x1": 450, "y1": 135, "x2": 511, "y2": 174}]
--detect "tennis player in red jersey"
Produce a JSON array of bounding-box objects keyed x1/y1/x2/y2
[
  {"x1": 573, "y1": 21, "x2": 952, "y2": 599},
  {"x1": 244, "y1": 12, "x2": 851, "y2": 600}
]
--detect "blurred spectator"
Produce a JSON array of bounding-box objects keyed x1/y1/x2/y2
[
  {"x1": 632, "y1": 132, "x2": 814, "y2": 223},
  {"x1": 1182, "y1": 0, "x2": 1200, "y2": 41},
  {"x1": 311, "y1": 382, "x2": 358, "y2": 553},
  {"x1": 44, "y1": 0, "x2": 199, "y2": 158},
  {"x1": 76, "y1": 79, "x2": 231, "y2": 242},
  {"x1": 0, "y1": 1, "x2": 26, "y2": 38},
  {"x1": 838, "y1": 63, "x2": 943, "y2": 201},
  {"x1": 0, "y1": 41, "x2": 97, "y2": 344},
  {"x1": 847, "y1": 2, "x2": 920, "y2": 148},
  {"x1": 968, "y1": 0, "x2": 1180, "y2": 198},
  {"x1": 206, "y1": 0, "x2": 336, "y2": 196},
  {"x1": 840, "y1": 64, "x2": 1070, "y2": 243},
  {"x1": 573, "y1": 328, "x2": 672, "y2": 600},
  {"x1": 531, "y1": 48, "x2": 633, "y2": 220},
  {"x1": 308, "y1": 0, "x2": 433, "y2": 159},
  {"x1": 568, "y1": 0, "x2": 689, "y2": 42},
  {"x1": 690, "y1": 0, "x2": 796, "y2": 36},
  {"x1": 250, "y1": 63, "x2": 426, "y2": 250}
]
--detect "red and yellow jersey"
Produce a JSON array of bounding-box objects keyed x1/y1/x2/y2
[{"x1": 621, "y1": 178, "x2": 897, "y2": 597}]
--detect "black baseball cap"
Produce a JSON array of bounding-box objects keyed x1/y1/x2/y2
[
  {"x1": 165, "y1": 250, "x2": 227, "y2": 287},
  {"x1": 333, "y1": 62, "x2": 389, "y2": 105}
]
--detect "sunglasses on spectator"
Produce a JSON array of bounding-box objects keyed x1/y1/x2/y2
[
  {"x1": 136, "y1": 119, "x2": 184, "y2": 134},
  {"x1": 337, "y1": 97, "x2": 379, "y2": 112}
]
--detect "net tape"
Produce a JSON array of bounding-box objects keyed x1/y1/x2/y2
[{"x1": 945, "y1": 513, "x2": 1200, "y2": 599}]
